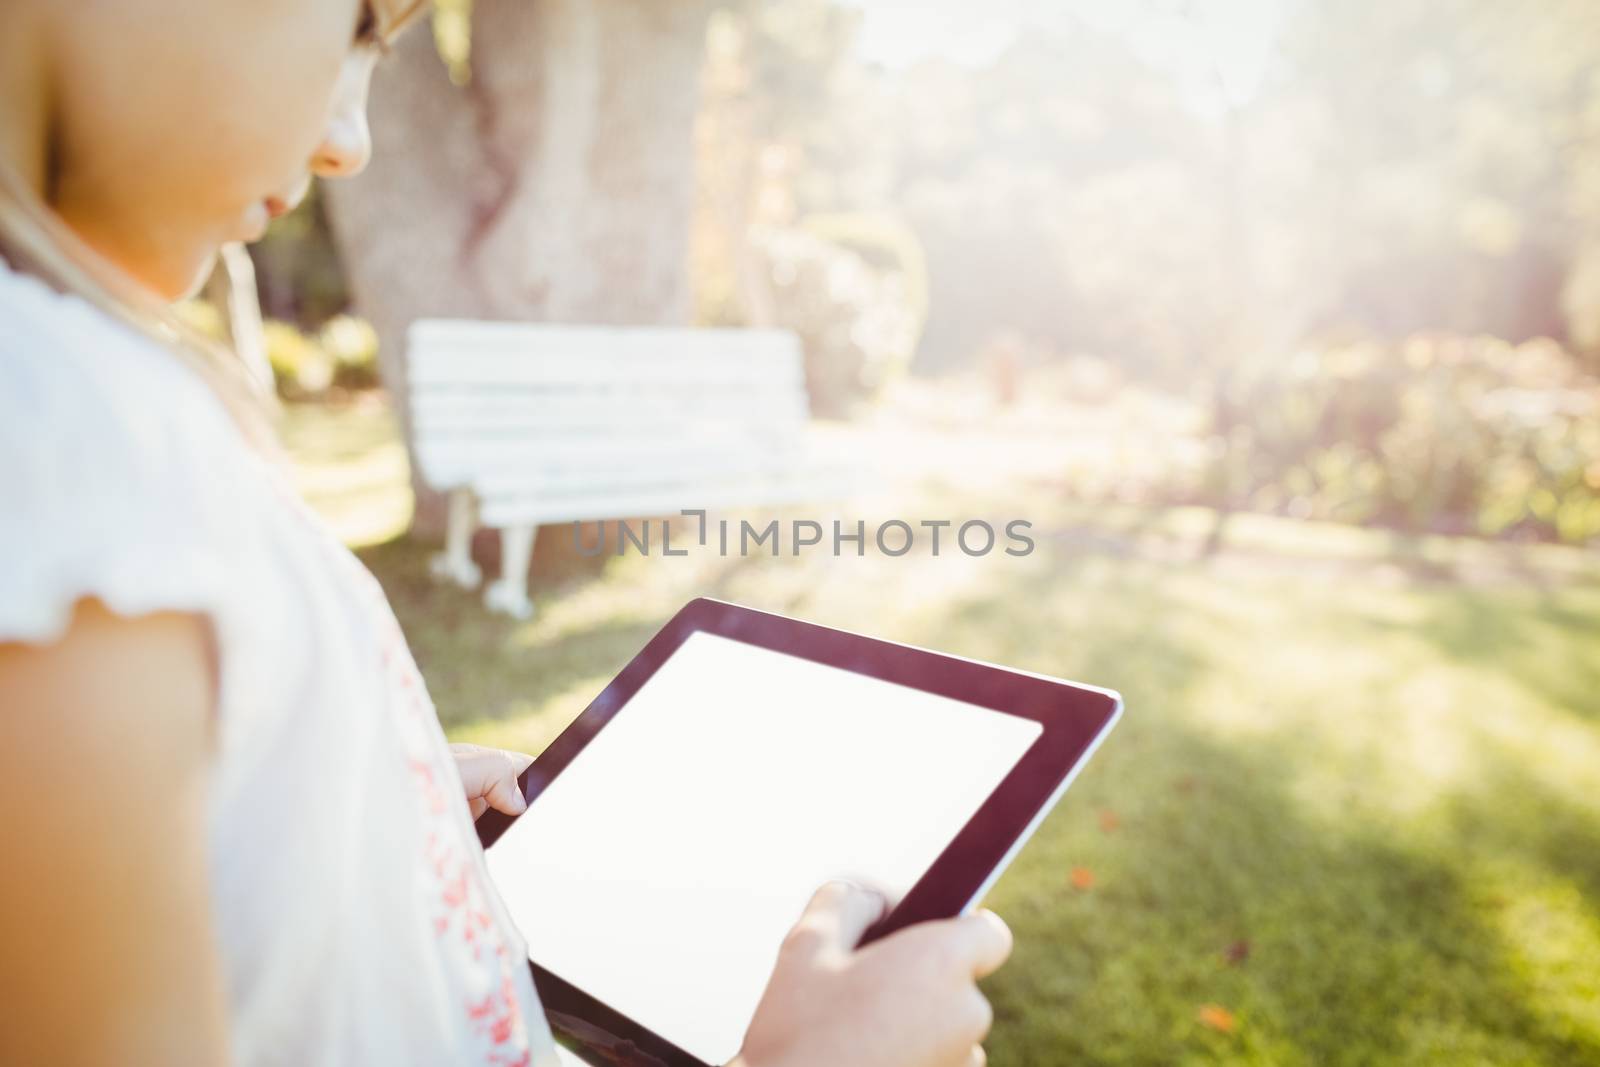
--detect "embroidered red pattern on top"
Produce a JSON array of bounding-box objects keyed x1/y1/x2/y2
[{"x1": 264, "y1": 465, "x2": 535, "y2": 1066}]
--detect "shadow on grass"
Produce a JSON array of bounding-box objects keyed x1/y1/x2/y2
[
  {"x1": 931, "y1": 562, "x2": 1600, "y2": 1066},
  {"x1": 362, "y1": 525, "x2": 1600, "y2": 1065},
  {"x1": 360, "y1": 533, "x2": 796, "y2": 731},
  {"x1": 1358, "y1": 585, "x2": 1600, "y2": 726},
  {"x1": 1440, "y1": 747, "x2": 1600, "y2": 907},
  {"x1": 356, "y1": 535, "x2": 655, "y2": 730}
]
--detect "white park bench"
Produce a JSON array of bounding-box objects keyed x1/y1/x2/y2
[{"x1": 406, "y1": 319, "x2": 853, "y2": 618}]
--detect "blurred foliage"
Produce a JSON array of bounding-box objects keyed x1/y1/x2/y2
[
  {"x1": 693, "y1": 2, "x2": 923, "y2": 412},
  {"x1": 687, "y1": 0, "x2": 1600, "y2": 378},
  {"x1": 247, "y1": 0, "x2": 1600, "y2": 548},
  {"x1": 1192, "y1": 334, "x2": 1600, "y2": 544},
  {"x1": 177, "y1": 287, "x2": 377, "y2": 399},
  {"x1": 259, "y1": 0, "x2": 1600, "y2": 380},
  {"x1": 265, "y1": 315, "x2": 380, "y2": 399},
  {"x1": 265, "y1": 320, "x2": 332, "y2": 395},
  {"x1": 683, "y1": 0, "x2": 1600, "y2": 543},
  {"x1": 803, "y1": 212, "x2": 929, "y2": 337},
  {"x1": 745, "y1": 219, "x2": 923, "y2": 415},
  {"x1": 431, "y1": 0, "x2": 473, "y2": 86}
]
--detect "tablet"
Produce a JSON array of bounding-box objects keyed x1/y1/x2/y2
[{"x1": 479, "y1": 598, "x2": 1121, "y2": 1067}]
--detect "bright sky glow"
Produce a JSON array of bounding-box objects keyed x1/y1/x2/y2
[{"x1": 845, "y1": 0, "x2": 1293, "y2": 115}]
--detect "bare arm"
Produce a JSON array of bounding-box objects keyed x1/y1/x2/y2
[{"x1": 0, "y1": 598, "x2": 230, "y2": 1066}]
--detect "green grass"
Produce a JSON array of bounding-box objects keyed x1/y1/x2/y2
[{"x1": 285, "y1": 400, "x2": 1600, "y2": 1066}]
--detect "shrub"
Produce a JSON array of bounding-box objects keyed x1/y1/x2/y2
[
  {"x1": 1195, "y1": 334, "x2": 1600, "y2": 545},
  {"x1": 319, "y1": 314, "x2": 381, "y2": 390},
  {"x1": 748, "y1": 216, "x2": 927, "y2": 416}
]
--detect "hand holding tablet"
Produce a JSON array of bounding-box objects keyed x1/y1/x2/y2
[
  {"x1": 733, "y1": 880, "x2": 1014, "y2": 1067},
  {"x1": 479, "y1": 598, "x2": 1121, "y2": 1067}
]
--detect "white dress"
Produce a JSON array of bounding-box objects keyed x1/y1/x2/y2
[{"x1": 0, "y1": 256, "x2": 565, "y2": 1067}]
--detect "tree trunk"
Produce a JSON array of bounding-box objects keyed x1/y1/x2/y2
[{"x1": 325, "y1": 0, "x2": 714, "y2": 535}]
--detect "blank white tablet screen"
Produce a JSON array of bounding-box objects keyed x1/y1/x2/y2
[{"x1": 486, "y1": 631, "x2": 1043, "y2": 1065}]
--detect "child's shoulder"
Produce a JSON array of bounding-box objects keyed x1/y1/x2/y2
[{"x1": 0, "y1": 259, "x2": 261, "y2": 646}]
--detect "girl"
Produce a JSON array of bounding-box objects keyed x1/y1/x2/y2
[{"x1": 0, "y1": 2, "x2": 1011, "y2": 1065}]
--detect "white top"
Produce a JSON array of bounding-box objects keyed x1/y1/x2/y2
[{"x1": 0, "y1": 257, "x2": 564, "y2": 1067}]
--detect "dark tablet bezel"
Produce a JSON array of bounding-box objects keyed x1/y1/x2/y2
[{"x1": 478, "y1": 597, "x2": 1122, "y2": 1067}]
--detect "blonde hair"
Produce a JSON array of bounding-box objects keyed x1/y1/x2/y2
[{"x1": 0, "y1": 161, "x2": 284, "y2": 456}]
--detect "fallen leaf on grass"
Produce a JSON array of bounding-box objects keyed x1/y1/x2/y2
[
  {"x1": 1069, "y1": 867, "x2": 1096, "y2": 890},
  {"x1": 1224, "y1": 940, "x2": 1251, "y2": 965},
  {"x1": 1197, "y1": 1004, "x2": 1237, "y2": 1034},
  {"x1": 1097, "y1": 809, "x2": 1121, "y2": 833}
]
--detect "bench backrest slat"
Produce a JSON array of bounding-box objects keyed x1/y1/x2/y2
[{"x1": 405, "y1": 320, "x2": 813, "y2": 495}]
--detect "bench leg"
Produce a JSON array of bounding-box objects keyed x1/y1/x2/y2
[
  {"x1": 484, "y1": 523, "x2": 537, "y2": 620},
  {"x1": 429, "y1": 487, "x2": 484, "y2": 589}
]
